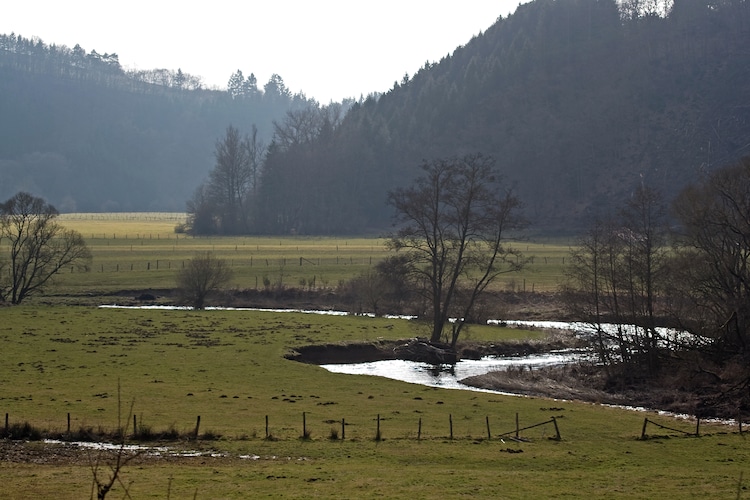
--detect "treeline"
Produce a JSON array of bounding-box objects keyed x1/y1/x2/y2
[
  {"x1": 222, "y1": 0, "x2": 750, "y2": 235},
  {"x1": 0, "y1": 32, "x2": 202, "y2": 91}
]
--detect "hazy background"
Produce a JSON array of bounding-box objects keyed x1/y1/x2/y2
[{"x1": 1, "y1": 0, "x2": 524, "y2": 102}]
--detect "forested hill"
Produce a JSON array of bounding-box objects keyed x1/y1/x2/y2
[
  {"x1": 0, "y1": 33, "x2": 316, "y2": 212},
  {"x1": 256, "y1": 0, "x2": 750, "y2": 234},
  {"x1": 2, "y1": 0, "x2": 749, "y2": 234}
]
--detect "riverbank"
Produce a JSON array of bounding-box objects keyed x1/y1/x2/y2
[{"x1": 289, "y1": 328, "x2": 731, "y2": 421}]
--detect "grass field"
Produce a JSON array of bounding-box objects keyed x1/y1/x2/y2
[
  {"x1": 2, "y1": 214, "x2": 744, "y2": 498},
  {"x1": 50, "y1": 213, "x2": 571, "y2": 296},
  {"x1": 0, "y1": 305, "x2": 745, "y2": 499}
]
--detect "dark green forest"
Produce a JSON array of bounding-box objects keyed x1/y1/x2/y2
[{"x1": 2, "y1": 0, "x2": 749, "y2": 233}]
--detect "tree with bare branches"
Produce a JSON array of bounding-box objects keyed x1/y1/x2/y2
[
  {"x1": 0, "y1": 191, "x2": 91, "y2": 304},
  {"x1": 387, "y1": 154, "x2": 526, "y2": 348}
]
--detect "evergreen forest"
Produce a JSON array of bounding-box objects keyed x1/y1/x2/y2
[{"x1": 1, "y1": 0, "x2": 749, "y2": 234}]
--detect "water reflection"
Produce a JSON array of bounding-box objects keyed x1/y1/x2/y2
[{"x1": 321, "y1": 351, "x2": 584, "y2": 394}]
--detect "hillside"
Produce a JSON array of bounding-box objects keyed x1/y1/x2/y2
[
  {"x1": 2, "y1": 0, "x2": 749, "y2": 233},
  {"x1": 0, "y1": 34, "x2": 314, "y2": 212},
  {"x1": 255, "y1": 0, "x2": 750, "y2": 234}
]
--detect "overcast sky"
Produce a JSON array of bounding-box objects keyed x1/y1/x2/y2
[{"x1": 1, "y1": 1, "x2": 526, "y2": 103}]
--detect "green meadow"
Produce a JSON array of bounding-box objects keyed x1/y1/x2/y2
[
  {"x1": 51, "y1": 213, "x2": 570, "y2": 295},
  {"x1": 1, "y1": 214, "x2": 745, "y2": 498},
  {"x1": 1, "y1": 306, "x2": 745, "y2": 499}
]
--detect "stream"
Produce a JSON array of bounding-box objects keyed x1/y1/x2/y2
[{"x1": 321, "y1": 350, "x2": 587, "y2": 394}]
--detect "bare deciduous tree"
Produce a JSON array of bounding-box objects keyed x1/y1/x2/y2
[
  {"x1": 0, "y1": 191, "x2": 91, "y2": 304},
  {"x1": 387, "y1": 154, "x2": 526, "y2": 348},
  {"x1": 562, "y1": 185, "x2": 669, "y2": 374},
  {"x1": 186, "y1": 125, "x2": 266, "y2": 235},
  {"x1": 177, "y1": 252, "x2": 233, "y2": 309},
  {"x1": 209, "y1": 125, "x2": 253, "y2": 234},
  {"x1": 672, "y1": 156, "x2": 750, "y2": 354}
]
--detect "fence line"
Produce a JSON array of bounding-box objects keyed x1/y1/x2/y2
[
  {"x1": 5, "y1": 411, "x2": 743, "y2": 444},
  {"x1": 3, "y1": 410, "x2": 563, "y2": 443}
]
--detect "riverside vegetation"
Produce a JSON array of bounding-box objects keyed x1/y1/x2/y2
[{"x1": 0, "y1": 214, "x2": 747, "y2": 499}]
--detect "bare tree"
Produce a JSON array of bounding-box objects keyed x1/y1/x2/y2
[
  {"x1": 209, "y1": 125, "x2": 253, "y2": 234},
  {"x1": 89, "y1": 383, "x2": 139, "y2": 500},
  {"x1": 562, "y1": 185, "x2": 669, "y2": 374},
  {"x1": 177, "y1": 252, "x2": 233, "y2": 309},
  {"x1": 246, "y1": 124, "x2": 266, "y2": 207},
  {"x1": 387, "y1": 154, "x2": 526, "y2": 348},
  {"x1": 0, "y1": 191, "x2": 91, "y2": 304},
  {"x1": 562, "y1": 217, "x2": 620, "y2": 369},
  {"x1": 186, "y1": 125, "x2": 266, "y2": 235},
  {"x1": 672, "y1": 156, "x2": 750, "y2": 354},
  {"x1": 618, "y1": 185, "x2": 670, "y2": 372},
  {"x1": 272, "y1": 107, "x2": 323, "y2": 150}
]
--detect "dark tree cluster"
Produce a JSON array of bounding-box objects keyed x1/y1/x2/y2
[{"x1": 3, "y1": 0, "x2": 750, "y2": 235}]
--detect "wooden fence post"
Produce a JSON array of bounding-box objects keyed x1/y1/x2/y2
[
  {"x1": 376, "y1": 414, "x2": 381, "y2": 441},
  {"x1": 449, "y1": 414, "x2": 453, "y2": 440},
  {"x1": 552, "y1": 417, "x2": 561, "y2": 440},
  {"x1": 194, "y1": 415, "x2": 201, "y2": 439},
  {"x1": 641, "y1": 418, "x2": 649, "y2": 439},
  {"x1": 515, "y1": 413, "x2": 519, "y2": 439},
  {"x1": 341, "y1": 418, "x2": 345, "y2": 441},
  {"x1": 418, "y1": 418, "x2": 422, "y2": 441},
  {"x1": 265, "y1": 415, "x2": 269, "y2": 439},
  {"x1": 486, "y1": 416, "x2": 491, "y2": 440},
  {"x1": 67, "y1": 413, "x2": 71, "y2": 434}
]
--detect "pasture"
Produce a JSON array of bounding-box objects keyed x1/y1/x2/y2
[
  {"x1": 0, "y1": 305, "x2": 745, "y2": 499},
  {"x1": 1, "y1": 214, "x2": 744, "y2": 498},
  {"x1": 51, "y1": 213, "x2": 571, "y2": 296}
]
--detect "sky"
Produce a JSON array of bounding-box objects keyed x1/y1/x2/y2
[{"x1": 1, "y1": 1, "x2": 525, "y2": 103}]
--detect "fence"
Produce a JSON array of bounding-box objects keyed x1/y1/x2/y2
[
  {"x1": 5, "y1": 410, "x2": 745, "y2": 444},
  {"x1": 3, "y1": 410, "x2": 562, "y2": 443}
]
